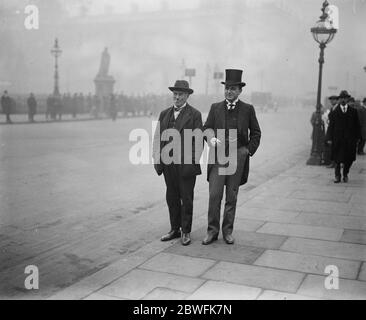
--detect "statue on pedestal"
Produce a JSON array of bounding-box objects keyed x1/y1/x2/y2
[{"x1": 94, "y1": 47, "x2": 115, "y2": 106}]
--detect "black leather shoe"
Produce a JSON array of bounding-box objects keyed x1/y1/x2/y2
[
  {"x1": 202, "y1": 234, "x2": 218, "y2": 245},
  {"x1": 334, "y1": 176, "x2": 341, "y2": 183},
  {"x1": 343, "y1": 175, "x2": 348, "y2": 183},
  {"x1": 181, "y1": 233, "x2": 191, "y2": 246},
  {"x1": 223, "y1": 234, "x2": 235, "y2": 245},
  {"x1": 161, "y1": 230, "x2": 181, "y2": 241}
]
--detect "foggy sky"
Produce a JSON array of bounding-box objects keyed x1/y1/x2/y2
[{"x1": 0, "y1": 0, "x2": 365, "y2": 99}]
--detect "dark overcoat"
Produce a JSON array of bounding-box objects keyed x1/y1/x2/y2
[
  {"x1": 326, "y1": 105, "x2": 361, "y2": 163},
  {"x1": 1, "y1": 96, "x2": 12, "y2": 115},
  {"x1": 203, "y1": 100, "x2": 261, "y2": 186},
  {"x1": 27, "y1": 96, "x2": 37, "y2": 115},
  {"x1": 153, "y1": 104, "x2": 203, "y2": 177}
]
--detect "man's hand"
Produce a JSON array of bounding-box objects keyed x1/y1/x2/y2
[
  {"x1": 210, "y1": 137, "x2": 222, "y2": 147},
  {"x1": 327, "y1": 140, "x2": 332, "y2": 145}
]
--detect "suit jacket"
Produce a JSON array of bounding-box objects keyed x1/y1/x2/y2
[
  {"x1": 153, "y1": 104, "x2": 203, "y2": 177},
  {"x1": 325, "y1": 105, "x2": 361, "y2": 163},
  {"x1": 203, "y1": 100, "x2": 261, "y2": 185}
]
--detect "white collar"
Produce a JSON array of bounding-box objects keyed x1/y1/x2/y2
[
  {"x1": 226, "y1": 98, "x2": 239, "y2": 109},
  {"x1": 173, "y1": 102, "x2": 187, "y2": 112},
  {"x1": 340, "y1": 104, "x2": 348, "y2": 112}
]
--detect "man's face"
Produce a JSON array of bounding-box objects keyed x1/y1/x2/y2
[
  {"x1": 340, "y1": 97, "x2": 348, "y2": 106},
  {"x1": 173, "y1": 91, "x2": 189, "y2": 107},
  {"x1": 329, "y1": 98, "x2": 338, "y2": 106},
  {"x1": 225, "y1": 85, "x2": 242, "y2": 102}
]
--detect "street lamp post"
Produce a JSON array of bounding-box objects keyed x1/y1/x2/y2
[
  {"x1": 307, "y1": 0, "x2": 337, "y2": 165},
  {"x1": 50, "y1": 38, "x2": 62, "y2": 96}
]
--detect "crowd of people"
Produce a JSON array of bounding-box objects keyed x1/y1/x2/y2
[
  {"x1": 319, "y1": 90, "x2": 366, "y2": 183},
  {"x1": 0, "y1": 91, "x2": 178, "y2": 123}
]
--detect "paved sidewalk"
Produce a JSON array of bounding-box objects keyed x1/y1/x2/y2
[{"x1": 49, "y1": 155, "x2": 366, "y2": 300}]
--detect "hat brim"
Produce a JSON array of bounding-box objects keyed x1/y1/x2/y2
[
  {"x1": 168, "y1": 87, "x2": 193, "y2": 94},
  {"x1": 338, "y1": 94, "x2": 351, "y2": 99},
  {"x1": 221, "y1": 81, "x2": 246, "y2": 88}
]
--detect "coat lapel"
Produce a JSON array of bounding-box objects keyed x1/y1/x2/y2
[
  {"x1": 217, "y1": 101, "x2": 226, "y2": 128},
  {"x1": 237, "y1": 100, "x2": 245, "y2": 134},
  {"x1": 175, "y1": 104, "x2": 192, "y2": 132},
  {"x1": 160, "y1": 106, "x2": 174, "y2": 132}
]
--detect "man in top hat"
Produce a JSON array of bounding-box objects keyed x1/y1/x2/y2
[
  {"x1": 202, "y1": 69, "x2": 261, "y2": 245},
  {"x1": 153, "y1": 80, "x2": 203, "y2": 246},
  {"x1": 326, "y1": 90, "x2": 361, "y2": 183}
]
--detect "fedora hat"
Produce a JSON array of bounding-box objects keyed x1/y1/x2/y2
[
  {"x1": 168, "y1": 80, "x2": 193, "y2": 94},
  {"x1": 221, "y1": 69, "x2": 246, "y2": 87},
  {"x1": 338, "y1": 90, "x2": 351, "y2": 99},
  {"x1": 328, "y1": 95, "x2": 338, "y2": 100}
]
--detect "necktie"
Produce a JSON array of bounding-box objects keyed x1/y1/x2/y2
[
  {"x1": 228, "y1": 103, "x2": 235, "y2": 110},
  {"x1": 174, "y1": 106, "x2": 182, "y2": 112}
]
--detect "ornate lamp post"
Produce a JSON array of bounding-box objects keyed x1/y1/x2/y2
[
  {"x1": 50, "y1": 38, "x2": 62, "y2": 96},
  {"x1": 307, "y1": 0, "x2": 337, "y2": 165}
]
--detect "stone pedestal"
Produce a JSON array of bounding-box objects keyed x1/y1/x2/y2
[{"x1": 94, "y1": 75, "x2": 115, "y2": 98}]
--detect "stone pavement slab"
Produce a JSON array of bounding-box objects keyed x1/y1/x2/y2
[
  {"x1": 97, "y1": 269, "x2": 204, "y2": 300},
  {"x1": 291, "y1": 212, "x2": 366, "y2": 231},
  {"x1": 142, "y1": 288, "x2": 189, "y2": 300},
  {"x1": 244, "y1": 196, "x2": 350, "y2": 215},
  {"x1": 340, "y1": 230, "x2": 366, "y2": 245},
  {"x1": 48, "y1": 239, "x2": 173, "y2": 300},
  {"x1": 297, "y1": 274, "x2": 366, "y2": 300},
  {"x1": 358, "y1": 263, "x2": 366, "y2": 281},
  {"x1": 139, "y1": 252, "x2": 216, "y2": 277},
  {"x1": 187, "y1": 280, "x2": 261, "y2": 300},
  {"x1": 257, "y1": 290, "x2": 319, "y2": 300},
  {"x1": 350, "y1": 203, "x2": 366, "y2": 217},
  {"x1": 256, "y1": 222, "x2": 343, "y2": 241},
  {"x1": 281, "y1": 237, "x2": 366, "y2": 261},
  {"x1": 289, "y1": 190, "x2": 351, "y2": 203},
  {"x1": 254, "y1": 250, "x2": 360, "y2": 279},
  {"x1": 235, "y1": 207, "x2": 300, "y2": 223},
  {"x1": 165, "y1": 238, "x2": 264, "y2": 265},
  {"x1": 229, "y1": 230, "x2": 287, "y2": 249},
  {"x1": 202, "y1": 261, "x2": 305, "y2": 293},
  {"x1": 84, "y1": 293, "x2": 124, "y2": 300}
]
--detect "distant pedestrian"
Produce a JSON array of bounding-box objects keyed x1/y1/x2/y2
[
  {"x1": 354, "y1": 98, "x2": 366, "y2": 155},
  {"x1": 27, "y1": 93, "x2": 37, "y2": 122},
  {"x1": 325, "y1": 90, "x2": 361, "y2": 183},
  {"x1": 1, "y1": 90, "x2": 13, "y2": 123},
  {"x1": 323, "y1": 95, "x2": 339, "y2": 167},
  {"x1": 109, "y1": 94, "x2": 117, "y2": 121}
]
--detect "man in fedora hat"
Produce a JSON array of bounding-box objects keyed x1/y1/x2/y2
[
  {"x1": 202, "y1": 69, "x2": 261, "y2": 245},
  {"x1": 326, "y1": 90, "x2": 361, "y2": 183},
  {"x1": 153, "y1": 80, "x2": 203, "y2": 246}
]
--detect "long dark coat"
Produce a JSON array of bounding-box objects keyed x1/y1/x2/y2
[
  {"x1": 1, "y1": 96, "x2": 12, "y2": 115},
  {"x1": 153, "y1": 104, "x2": 203, "y2": 177},
  {"x1": 27, "y1": 96, "x2": 37, "y2": 115},
  {"x1": 203, "y1": 100, "x2": 261, "y2": 186},
  {"x1": 326, "y1": 105, "x2": 361, "y2": 163}
]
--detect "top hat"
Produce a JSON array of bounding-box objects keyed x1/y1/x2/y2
[
  {"x1": 338, "y1": 90, "x2": 351, "y2": 99},
  {"x1": 168, "y1": 80, "x2": 194, "y2": 94},
  {"x1": 221, "y1": 69, "x2": 246, "y2": 87}
]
